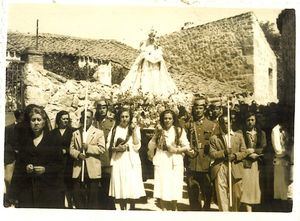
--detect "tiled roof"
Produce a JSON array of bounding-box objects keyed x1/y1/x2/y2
[{"x1": 7, "y1": 32, "x2": 138, "y2": 69}]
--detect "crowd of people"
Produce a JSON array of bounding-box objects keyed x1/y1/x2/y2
[{"x1": 3, "y1": 95, "x2": 294, "y2": 212}]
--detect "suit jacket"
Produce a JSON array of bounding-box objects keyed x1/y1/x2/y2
[
  {"x1": 209, "y1": 132, "x2": 248, "y2": 180},
  {"x1": 70, "y1": 125, "x2": 105, "y2": 179}
]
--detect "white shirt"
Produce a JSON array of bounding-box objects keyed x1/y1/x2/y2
[
  {"x1": 271, "y1": 124, "x2": 288, "y2": 157},
  {"x1": 223, "y1": 130, "x2": 234, "y2": 148}
]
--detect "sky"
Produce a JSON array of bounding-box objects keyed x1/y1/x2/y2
[{"x1": 6, "y1": 1, "x2": 283, "y2": 48}]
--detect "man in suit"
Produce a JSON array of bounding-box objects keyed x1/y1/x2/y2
[
  {"x1": 184, "y1": 97, "x2": 218, "y2": 211},
  {"x1": 209, "y1": 113, "x2": 250, "y2": 211},
  {"x1": 70, "y1": 109, "x2": 106, "y2": 209},
  {"x1": 93, "y1": 99, "x2": 116, "y2": 210}
]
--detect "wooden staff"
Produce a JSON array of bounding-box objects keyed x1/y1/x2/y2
[
  {"x1": 193, "y1": 122, "x2": 202, "y2": 152},
  {"x1": 81, "y1": 86, "x2": 88, "y2": 183},
  {"x1": 227, "y1": 98, "x2": 233, "y2": 209},
  {"x1": 188, "y1": 120, "x2": 200, "y2": 158}
]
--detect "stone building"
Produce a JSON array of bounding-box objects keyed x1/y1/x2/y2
[
  {"x1": 6, "y1": 11, "x2": 278, "y2": 116},
  {"x1": 159, "y1": 12, "x2": 278, "y2": 103},
  {"x1": 6, "y1": 32, "x2": 138, "y2": 84},
  {"x1": 5, "y1": 32, "x2": 138, "y2": 113}
]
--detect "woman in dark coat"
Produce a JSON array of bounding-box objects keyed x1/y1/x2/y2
[
  {"x1": 16, "y1": 106, "x2": 64, "y2": 208},
  {"x1": 49, "y1": 111, "x2": 74, "y2": 208}
]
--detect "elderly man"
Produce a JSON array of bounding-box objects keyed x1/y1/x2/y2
[
  {"x1": 185, "y1": 98, "x2": 218, "y2": 211},
  {"x1": 209, "y1": 113, "x2": 249, "y2": 211},
  {"x1": 70, "y1": 109, "x2": 106, "y2": 209}
]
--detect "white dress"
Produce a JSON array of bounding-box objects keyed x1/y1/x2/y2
[
  {"x1": 148, "y1": 126, "x2": 190, "y2": 201},
  {"x1": 120, "y1": 43, "x2": 178, "y2": 97},
  {"x1": 271, "y1": 124, "x2": 292, "y2": 200},
  {"x1": 108, "y1": 126, "x2": 146, "y2": 199}
]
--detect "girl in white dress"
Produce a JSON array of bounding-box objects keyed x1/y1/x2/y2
[
  {"x1": 108, "y1": 107, "x2": 145, "y2": 210},
  {"x1": 120, "y1": 30, "x2": 178, "y2": 97},
  {"x1": 148, "y1": 109, "x2": 194, "y2": 211}
]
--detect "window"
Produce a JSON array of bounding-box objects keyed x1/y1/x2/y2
[{"x1": 269, "y1": 68, "x2": 273, "y2": 97}]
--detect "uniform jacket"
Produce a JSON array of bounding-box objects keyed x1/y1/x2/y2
[
  {"x1": 209, "y1": 132, "x2": 248, "y2": 180},
  {"x1": 70, "y1": 125, "x2": 105, "y2": 179},
  {"x1": 93, "y1": 117, "x2": 115, "y2": 167},
  {"x1": 185, "y1": 117, "x2": 218, "y2": 172}
]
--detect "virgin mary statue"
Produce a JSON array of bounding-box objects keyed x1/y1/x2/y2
[{"x1": 120, "y1": 30, "x2": 178, "y2": 97}]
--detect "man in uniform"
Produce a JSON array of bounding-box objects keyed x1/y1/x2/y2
[
  {"x1": 93, "y1": 99, "x2": 115, "y2": 210},
  {"x1": 185, "y1": 97, "x2": 218, "y2": 211}
]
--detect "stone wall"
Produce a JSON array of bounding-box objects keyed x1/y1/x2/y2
[
  {"x1": 253, "y1": 16, "x2": 278, "y2": 103},
  {"x1": 24, "y1": 63, "x2": 118, "y2": 128},
  {"x1": 23, "y1": 63, "x2": 194, "y2": 129},
  {"x1": 159, "y1": 12, "x2": 256, "y2": 96}
]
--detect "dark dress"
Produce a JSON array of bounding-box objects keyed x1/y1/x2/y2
[
  {"x1": 49, "y1": 127, "x2": 74, "y2": 207},
  {"x1": 4, "y1": 123, "x2": 19, "y2": 165},
  {"x1": 16, "y1": 132, "x2": 64, "y2": 208}
]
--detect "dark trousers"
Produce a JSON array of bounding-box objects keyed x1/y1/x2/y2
[
  {"x1": 64, "y1": 177, "x2": 74, "y2": 208},
  {"x1": 73, "y1": 178, "x2": 101, "y2": 209},
  {"x1": 99, "y1": 171, "x2": 116, "y2": 210},
  {"x1": 187, "y1": 171, "x2": 212, "y2": 211}
]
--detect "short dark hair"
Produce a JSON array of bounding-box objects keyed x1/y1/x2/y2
[
  {"x1": 13, "y1": 109, "x2": 23, "y2": 120},
  {"x1": 244, "y1": 111, "x2": 256, "y2": 121},
  {"x1": 191, "y1": 98, "x2": 206, "y2": 118},
  {"x1": 218, "y1": 112, "x2": 230, "y2": 124},
  {"x1": 95, "y1": 99, "x2": 109, "y2": 109},
  {"x1": 80, "y1": 109, "x2": 94, "y2": 124}
]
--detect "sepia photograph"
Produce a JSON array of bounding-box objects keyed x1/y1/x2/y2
[{"x1": 0, "y1": 0, "x2": 298, "y2": 220}]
